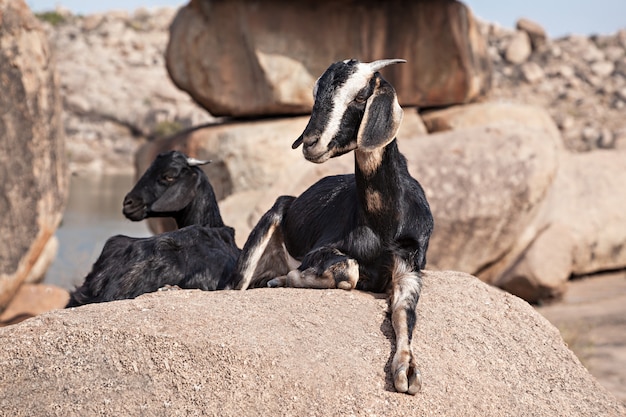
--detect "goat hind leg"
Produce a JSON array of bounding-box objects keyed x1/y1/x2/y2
[
  {"x1": 233, "y1": 196, "x2": 295, "y2": 290},
  {"x1": 389, "y1": 257, "x2": 423, "y2": 395}
]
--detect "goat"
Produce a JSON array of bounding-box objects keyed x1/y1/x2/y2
[
  {"x1": 231, "y1": 59, "x2": 433, "y2": 395},
  {"x1": 66, "y1": 151, "x2": 240, "y2": 307}
]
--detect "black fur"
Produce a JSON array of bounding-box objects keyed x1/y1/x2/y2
[
  {"x1": 66, "y1": 226, "x2": 239, "y2": 306},
  {"x1": 281, "y1": 140, "x2": 432, "y2": 293},
  {"x1": 67, "y1": 151, "x2": 240, "y2": 307}
]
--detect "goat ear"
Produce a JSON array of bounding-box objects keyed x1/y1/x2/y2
[
  {"x1": 150, "y1": 174, "x2": 198, "y2": 214},
  {"x1": 356, "y1": 75, "x2": 403, "y2": 151}
]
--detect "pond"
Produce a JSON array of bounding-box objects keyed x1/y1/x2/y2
[{"x1": 45, "y1": 174, "x2": 151, "y2": 291}]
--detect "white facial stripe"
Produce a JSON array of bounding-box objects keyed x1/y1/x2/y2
[{"x1": 318, "y1": 63, "x2": 373, "y2": 150}]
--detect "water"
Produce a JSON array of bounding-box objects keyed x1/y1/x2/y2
[{"x1": 45, "y1": 174, "x2": 151, "y2": 290}]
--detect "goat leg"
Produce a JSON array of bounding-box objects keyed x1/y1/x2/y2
[
  {"x1": 268, "y1": 247, "x2": 359, "y2": 290},
  {"x1": 232, "y1": 196, "x2": 295, "y2": 290},
  {"x1": 389, "y1": 256, "x2": 423, "y2": 395}
]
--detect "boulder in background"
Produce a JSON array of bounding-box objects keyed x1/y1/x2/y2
[
  {"x1": 166, "y1": 0, "x2": 492, "y2": 117},
  {"x1": 0, "y1": 0, "x2": 68, "y2": 312}
]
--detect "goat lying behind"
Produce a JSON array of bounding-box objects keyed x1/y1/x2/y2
[
  {"x1": 232, "y1": 59, "x2": 433, "y2": 395},
  {"x1": 67, "y1": 151, "x2": 240, "y2": 307}
]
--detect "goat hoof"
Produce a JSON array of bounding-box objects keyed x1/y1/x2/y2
[
  {"x1": 267, "y1": 277, "x2": 286, "y2": 288},
  {"x1": 336, "y1": 281, "x2": 353, "y2": 290},
  {"x1": 394, "y1": 365, "x2": 422, "y2": 395},
  {"x1": 158, "y1": 285, "x2": 181, "y2": 292}
]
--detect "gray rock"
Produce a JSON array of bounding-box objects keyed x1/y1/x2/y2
[
  {"x1": 505, "y1": 30, "x2": 532, "y2": 64},
  {"x1": 590, "y1": 60, "x2": 615, "y2": 78},
  {"x1": 516, "y1": 17, "x2": 548, "y2": 50},
  {"x1": 521, "y1": 61, "x2": 545, "y2": 83}
]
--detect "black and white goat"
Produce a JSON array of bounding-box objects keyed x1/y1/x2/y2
[
  {"x1": 66, "y1": 151, "x2": 240, "y2": 307},
  {"x1": 232, "y1": 59, "x2": 433, "y2": 395}
]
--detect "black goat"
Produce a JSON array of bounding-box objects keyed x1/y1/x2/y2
[
  {"x1": 231, "y1": 59, "x2": 433, "y2": 395},
  {"x1": 66, "y1": 151, "x2": 240, "y2": 307}
]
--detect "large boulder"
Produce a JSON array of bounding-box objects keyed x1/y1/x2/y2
[
  {"x1": 227, "y1": 123, "x2": 560, "y2": 278},
  {"x1": 490, "y1": 149, "x2": 626, "y2": 301},
  {"x1": 405, "y1": 125, "x2": 559, "y2": 275},
  {"x1": 166, "y1": 0, "x2": 491, "y2": 117},
  {"x1": 1, "y1": 271, "x2": 623, "y2": 416},
  {"x1": 46, "y1": 7, "x2": 214, "y2": 174},
  {"x1": 0, "y1": 0, "x2": 68, "y2": 311}
]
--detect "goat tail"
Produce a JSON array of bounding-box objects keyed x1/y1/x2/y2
[{"x1": 231, "y1": 196, "x2": 295, "y2": 290}]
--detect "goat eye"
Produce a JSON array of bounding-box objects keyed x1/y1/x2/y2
[
  {"x1": 162, "y1": 175, "x2": 175, "y2": 183},
  {"x1": 354, "y1": 94, "x2": 367, "y2": 104}
]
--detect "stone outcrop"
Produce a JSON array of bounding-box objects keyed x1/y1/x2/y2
[
  {"x1": 481, "y1": 19, "x2": 626, "y2": 152},
  {"x1": 0, "y1": 0, "x2": 68, "y2": 312},
  {"x1": 407, "y1": 125, "x2": 560, "y2": 277},
  {"x1": 0, "y1": 283, "x2": 68, "y2": 326},
  {"x1": 490, "y1": 149, "x2": 626, "y2": 301},
  {"x1": 1, "y1": 271, "x2": 623, "y2": 416},
  {"x1": 166, "y1": 0, "x2": 492, "y2": 117},
  {"x1": 42, "y1": 7, "x2": 214, "y2": 174}
]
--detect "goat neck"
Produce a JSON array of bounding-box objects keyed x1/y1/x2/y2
[
  {"x1": 173, "y1": 169, "x2": 225, "y2": 228},
  {"x1": 354, "y1": 139, "x2": 407, "y2": 232}
]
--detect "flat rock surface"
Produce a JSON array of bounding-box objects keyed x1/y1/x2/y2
[{"x1": 1, "y1": 270, "x2": 623, "y2": 416}]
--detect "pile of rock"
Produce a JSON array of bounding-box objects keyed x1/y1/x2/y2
[
  {"x1": 38, "y1": 2, "x2": 626, "y2": 174},
  {"x1": 480, "y1": 17, "x2": 626, "y2": 152}
]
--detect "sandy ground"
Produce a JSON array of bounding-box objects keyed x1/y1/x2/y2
[{"x1": 536, "y1": 270, "x2": 626, "y2": 404}]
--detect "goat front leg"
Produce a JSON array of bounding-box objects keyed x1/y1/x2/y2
[
  {"x1": 268, "y1": 247, "x2": 359, "y2": 290},
  {"x1": 389, "y1": 256, "x2": 423, "y2": 395}
]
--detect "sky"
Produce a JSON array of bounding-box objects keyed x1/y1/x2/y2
[{"x1": 27, "y1": 0, "x2": 626, "y2": 38}]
